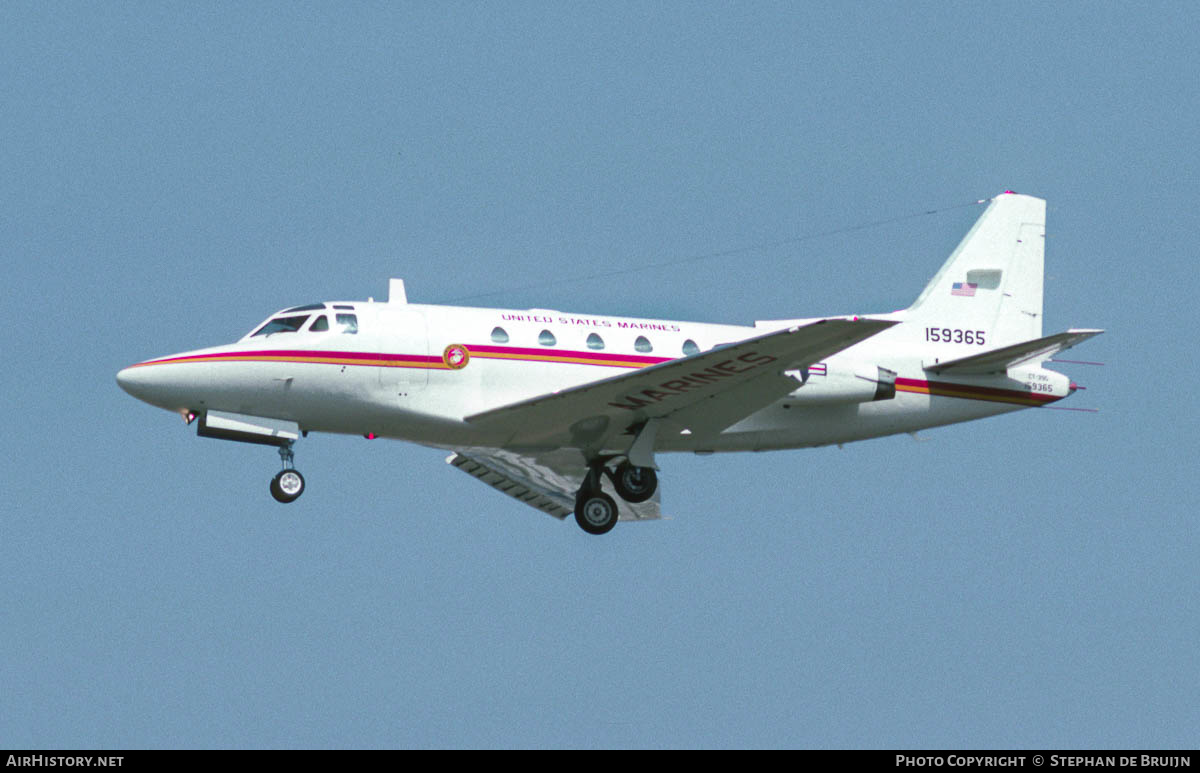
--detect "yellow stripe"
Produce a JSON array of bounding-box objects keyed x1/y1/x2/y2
[
  {"x1": 471, "y1": 352, "x2": 647, "y2": 368},
  {"x1": 141, "y1": 354, "x2": 450, "y2": 369},
  {"x1": 896, "y1": 382, "x2": 1044, "y2": 406},
  {"x1": 139, "y1": 350, "x2": 649, "y2": 370}
]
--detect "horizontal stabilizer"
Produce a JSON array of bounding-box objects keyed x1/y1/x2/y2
[{"x1": 925, "y1": 329, "x2": 1104, "y2": 375}]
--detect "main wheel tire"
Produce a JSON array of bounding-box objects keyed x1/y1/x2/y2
[
  {"x1": 612, "y1": 463, "x2": 657, "y2": 503},
  {"x1": 574, "y1": 491, "x2": 619, "y2": 535},
  {"x1": 270, "y1": 469, "x2": 305, "y2": 503}
]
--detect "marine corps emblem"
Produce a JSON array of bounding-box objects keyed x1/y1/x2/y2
[{"x1": 443, "y1": 344, "x2": 470, "y2": 370}]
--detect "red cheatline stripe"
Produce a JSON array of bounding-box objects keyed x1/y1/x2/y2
[
  {"x1": 128, "y1": 345, "x2": 672, "y2": 371},
  {"x1": 468, "y1": 344, "x2": 670, "y2": 366},
  {"x1": 130, "y1": 350, "x2": 446, "y2": 369},
  {"x1": 895, "y1": 377, "x2": 1059, "y2": 406}
]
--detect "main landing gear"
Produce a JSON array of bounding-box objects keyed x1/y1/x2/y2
[
  {"x1": 612, "y1": 462, "x2": 657, "y2": 504},
  {"x1": 269, "y1": 442, "x2": 305, "y2": 503},
  {"x1": 573, "y1": 460, "x2": 658, "y2": 535}
]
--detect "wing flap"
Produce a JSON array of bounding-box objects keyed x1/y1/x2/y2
[
  {"x1": 925, "y1": 328, "x2": 1104, "y2": 375},
  {"x1": 447, "y1": 448, "x2": 663, "y2": 522},
  {"x1": 448, "y1": 452, "x2": 573, "y2": 519}
]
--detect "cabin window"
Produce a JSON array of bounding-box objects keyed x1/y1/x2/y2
[
  {"x1": 309, "y1": 315, "x2": 330, "y2": 332},
  {"x1": 586, "y1": 333, "x2": 605, "y2": 350},
  {"x1": 538, "y1": 330, "x2": 557, "y2": 346},
  {"x1": 682, "y1": 339, "x2": 700, "y2": 356},
  {"x1": 252, "y1": 315, "x2": 310, "y2": 336},
  {"x1": 491, "y1": 326, "x2": 510, "y2": 343},
  {"x1": 634, "y1": 335, "x2": 653, "y2": 353},
  {"x1": 283, "y1": 303, "x2": 325, "y2": 313},
  {"x1": 333, "y1": 304, "x2": 355, "y2": 310},
  {"x1": 335, "y1": 313, "x2": 358, "y2": 334}
]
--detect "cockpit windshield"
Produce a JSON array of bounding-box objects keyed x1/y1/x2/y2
[
  {"x1": 247, "y1": 307, "x2": 359, "y2": 338},
  {"x1": 251, "y1": 315, "x2": 310, "y2": 337}
]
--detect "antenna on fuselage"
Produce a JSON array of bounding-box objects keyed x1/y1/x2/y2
[{"x1": 389, "y1": 278, "x2": 408, "y2": 304}]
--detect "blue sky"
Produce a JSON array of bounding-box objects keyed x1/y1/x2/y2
[{"x1": 3, "y1": 2, "x2": 1196, "y2": 748}]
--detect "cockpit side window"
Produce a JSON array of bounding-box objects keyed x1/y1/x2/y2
[
  {"x1": 335, "y1": 313, "x2": 358, "y2": 334},
  {"x1": 309, "y1": 315, "x2": 330, "y2": 332},
  {"x1": 252, "y1": 315, "x2": 310, "y2": 337}
]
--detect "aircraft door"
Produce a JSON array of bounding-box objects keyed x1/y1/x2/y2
[{"x1": 375, "y1": 307, "x2": 429, "y2": 394}]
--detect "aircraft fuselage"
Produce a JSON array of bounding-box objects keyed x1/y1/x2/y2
[{"x1": 117, "y1": 300, "x2": 1066, "y2": 454}]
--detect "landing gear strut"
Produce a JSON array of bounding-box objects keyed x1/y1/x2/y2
[
  {"x1": 572, "y1": 459, "x2": 660, "y2": 535},
  {"x1": 269, "y1": 442, "x2": 305, "y2": 503}
]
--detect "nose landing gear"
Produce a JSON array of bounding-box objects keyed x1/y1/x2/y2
[{"x1": 269, "y1": 442, "x2": 305, "y2": 503}]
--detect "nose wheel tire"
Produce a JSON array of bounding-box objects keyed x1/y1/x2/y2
[
  {"x1": 574, "y1": 491, "x2": 619, "y2": 535},
  {"x1": 270, "y1": 469, "x2": 305, "y2": 503},
  {"x1": 612, "y1": 463, "x2": 657, "y2": 503}
]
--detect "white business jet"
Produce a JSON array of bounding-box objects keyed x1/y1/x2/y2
[{"x1": 118, "y1": 192, "x2": 1101, "y2": 534}]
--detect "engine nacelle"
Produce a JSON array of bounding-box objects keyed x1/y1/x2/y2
[{"x1": 783, "y1": 363, "x2": 897, "y2": 405}]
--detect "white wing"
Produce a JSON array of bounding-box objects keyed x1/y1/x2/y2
[{"x1": 465, "y1": 318, "x2": 897, "y2": 451}]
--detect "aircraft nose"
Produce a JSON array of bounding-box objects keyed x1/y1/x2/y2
[
  {"x1": 117, "y1": 360, "x2": 186, "y2": 408},
  {"x1": 117, "y1": 359, "x2": 194, "y2": 412},
  {"x1": 116, "y1": 364, "x2": 152, "y2": 401}
]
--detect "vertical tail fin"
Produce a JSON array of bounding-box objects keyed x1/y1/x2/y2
[{"x1": 906, "y1": 192, "x2": 1046, "y2": 347}]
